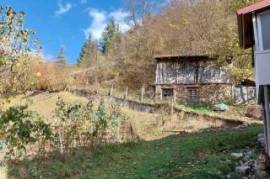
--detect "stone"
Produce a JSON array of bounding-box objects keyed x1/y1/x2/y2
[
  {"x1": 245, "y1": 105, "x2": 262, "y2": 119},
  {"x1": 213, "y1": 103, "x2": 229, "y2": 112},
  {"x1": 255, "y1": 153, "x2": 269, "y2": 170},
  {"x1": 235, "y1": 165, "x2": 250, "y2": 176},
  {"x1": 231, "y1": 152, "x2": 244, "y2": 159},
  {"x1": 0, "y1": 141, "x2": 6, "y2": 150},
  {"x1": 255, "y1": 169, "x2": 267, "y2": 178},
  {"x1": 257, "y1": 133, "x2": 265, "y2": 147},
  {"x1": 243, "y1": 150, "x2": 254, "y2": 162},
  {"x1": 255, "y1": 152, "x2": 270, "y2": 178}
]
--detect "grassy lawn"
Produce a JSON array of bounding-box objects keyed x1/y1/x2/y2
[{"x1": 7, "y1": 124, "x2": 265, "y2": 179}]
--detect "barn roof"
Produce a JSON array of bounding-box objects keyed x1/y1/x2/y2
[
  {"x1": 237, "y1": 0, "x2": 270, "y2": 49},
  {"x1": 237, "y1": 0, "x2": 270, "y2": 15},
  {"x1": 154, "y1": 55, "x2": 215, "y2": 61}
]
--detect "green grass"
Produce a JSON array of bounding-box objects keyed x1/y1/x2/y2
[
  {"x1": 174, "y1": 103, "x2": 262, "y2": 125},
  {"x1": 187, "y1": 103, "x2": 213, "y2": 112},
  {"x1": 8, "y1": 124, "x2": 264, "y2": 179}
]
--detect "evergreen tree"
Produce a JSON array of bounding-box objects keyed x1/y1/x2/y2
[
  {"x1": 77, "y1": 43, "x2": 87, "y2": 65},
  {"x1": 77, "y1": 35, "x2": 98, "y2": 67},
  {"x1": 56, "y1": 46, "x2": 67, "y2": 64},
  {"x1": 101, "y1": 18, "x2": 120, "y2": 54}
]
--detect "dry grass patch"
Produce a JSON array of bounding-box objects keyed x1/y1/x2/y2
[
  {"x1": 122, "y1": 107, "x2": 241, "y2": 141},
  {"x1": 2, "y1": 91, "x2": 88, "y2": 120}
]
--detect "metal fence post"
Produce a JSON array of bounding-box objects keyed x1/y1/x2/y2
[{"x1": 264, "y1": 85, "x2": 270, "y2": 155}]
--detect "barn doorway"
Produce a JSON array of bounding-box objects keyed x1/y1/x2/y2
[{"x1": 187, "y1": 87, "x2": 200, "y2": 104}]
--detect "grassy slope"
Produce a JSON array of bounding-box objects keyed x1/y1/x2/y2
[
  {"x1": 122, "y1": 107, "x2": 239, "y2": 141},
  {"x1": 2, "y1": 91, "x2": 88, "y2": 120},
  {"x1": 8, "y1": 125, "x2": 265, "y2": 179},
  {"x1": 3, "y1": 91, "x2": 248, "y2": 141},
  {"x1": 174, "y1": 104, "x2": 262, "y2": 125}
]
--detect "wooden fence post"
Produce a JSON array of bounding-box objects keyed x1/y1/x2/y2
[
  {"x1": 171, "y1": 98, "x2": 174, "y2": 120},
  {"x1": 118, "y1": 117, "x2": 120, "y2": 142},
  {"x1": 95, "y1": 78, "x2": 99, "y2": 94},
  {"x1": 109, "y1": 84, "x2": 114, "y2": 96},
  {"x1": 141, "y1": 85, "x2": 145, "y2": 102},
  {"x1": 59, "y1": 131, "x2": 64, "y2": 154},
  {"x1": 124, "y1": 87, "x2": 129, "y2": 99},
  {"x1": 264, "y1": 86, "x2": 270, "y2": 155}
]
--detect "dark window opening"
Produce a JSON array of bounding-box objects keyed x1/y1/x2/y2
[
  {"x1": 162, "y1": 88, "x2": 174, "y2": 98},
  {"x1": 188, "y1": 88, "x2": 200, "y2": 103}
]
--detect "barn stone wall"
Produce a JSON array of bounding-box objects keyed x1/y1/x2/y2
[
  {"x1": 156, "y1": 84, "x2": 233, "y2": 104},
  {"x1": 199, "y1": 84, "x2": 232, "y2": 103}
]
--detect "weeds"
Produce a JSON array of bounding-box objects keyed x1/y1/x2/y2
[
  {"x1": 188, "y1": 103, "x2": 213, "y2": 112},
  {"x1": 0, "y1": 104, "x2": 52, "y2": 159},
  {"x1": 0, "y1": 97, "x2": 127, "y2": 159}
]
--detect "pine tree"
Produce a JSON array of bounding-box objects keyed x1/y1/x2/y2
[
  {"x1": 77, "y1": 35, "x2": 98, "y2": 67},
  {"x1": 77, "y1": 43, "x2": 87, "y2": 65},
  {"x1": 56, "y1": 47, "x2": 67, "y2": 64},
  {"x1": 101, "y1": 18, "x2": 120, "y2": 54}
]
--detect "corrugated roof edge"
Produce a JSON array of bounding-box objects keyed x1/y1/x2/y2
[{"x1": 237, "y1": 0, "x2": 270, "y2": 15}]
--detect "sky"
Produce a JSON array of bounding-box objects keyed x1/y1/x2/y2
[{"x1": 1, "y1": 0, "x2": 133, "y2": 64}]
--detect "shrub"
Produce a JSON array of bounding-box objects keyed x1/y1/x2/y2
[
  {"x1": 0, "y1": 54, "x2": 39, "y2": 95},
  {"x1": 222, "y1": 97, "x2": 236, "y2": 106},
  {"x1": 0, "y1": 105, "x2": 52, "y2": 159},
  {"x1": 53, "y1": 97, "x2": 126, "y2": 153},
  {"x1": 0, "y1": 98, "x2": 127, "y2": 159},
  {"x1": 32, "y1": 62, "x2": 73, "y2": 91},
  {"x1": 53, "y1": 97, "x2": 93, "y2": 152}
]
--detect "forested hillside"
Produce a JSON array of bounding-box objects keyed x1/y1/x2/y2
[
  {"x1": 76, "y1": 0, "x2": 259, "y2": 91},
  {"x1": 0, "y1": 0, "x2": 260, "y2": 94}
]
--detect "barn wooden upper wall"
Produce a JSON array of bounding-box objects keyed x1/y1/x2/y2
[{"x1": 155, "y1": 56, "x2": 231, "y2": 85}]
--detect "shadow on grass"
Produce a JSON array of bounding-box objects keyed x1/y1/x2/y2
[{"x1": 7, "y1": 124, "x2": 263, "y2": 179}]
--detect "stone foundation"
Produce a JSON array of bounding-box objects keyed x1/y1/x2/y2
[{"x1": 155, "y1": 84, "x2": 233, "y2": 104}]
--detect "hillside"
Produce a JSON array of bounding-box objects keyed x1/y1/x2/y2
[
  {"x1": 7, "y1": 124, "x2": 265, "y2": 178},
  {"x1": 2, "y1": 91, "x2": 259, "y2": 140},
  {"x1": 0, "y1": 1, "x2": 268, "y2": 178}
]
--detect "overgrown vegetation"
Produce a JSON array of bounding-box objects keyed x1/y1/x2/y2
[
  {"x1": 0, "y1": 105, "x2": 51, "y2": 159},
  {"x1": 0, "y1": 97, "x2": 127, "y2": 160},
  {"x1": 53, "y1": 97, "x2": 127, "y2": 153},
  {"x1": 7, "y1": 125, "x2": 264, "y2": 178}
]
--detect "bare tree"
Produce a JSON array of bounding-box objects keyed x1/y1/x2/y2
[{"x1": 124, "y1": 0, "x2": 156, "y2": 26}]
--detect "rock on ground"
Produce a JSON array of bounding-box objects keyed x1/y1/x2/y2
[
  {"x1": 235, "y1": 165, "x2": 250, "y2": 176},
  {"x1": 231, "y1": 152, "x2": 244, "y2": 159},
  {"x1": 245, "y1": 105, "x2": 262, "y2": 119},
  {"x1": 255, "y1": 152, "x2": 270, "y2": 178},
  {"x1": 257, "y1": 133, "x2": 265, "y2": 147}
]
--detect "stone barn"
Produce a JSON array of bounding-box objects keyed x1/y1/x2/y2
[{"x1": 154, "y1": 55, "x2": 233, "y2": 104}]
